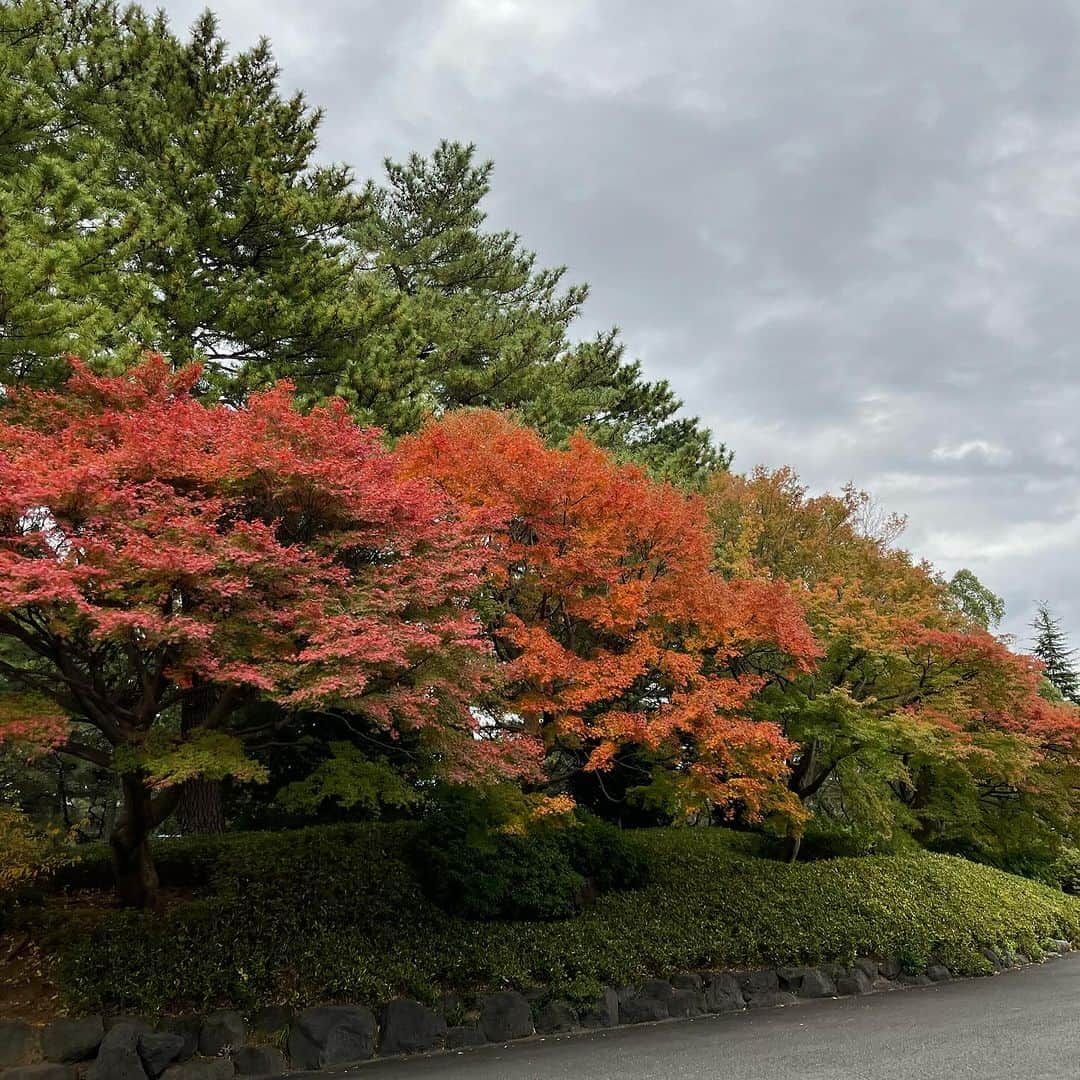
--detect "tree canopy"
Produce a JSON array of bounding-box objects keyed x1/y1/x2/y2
[{"x1": 0, "y1": 357, "x2": 523, "y2": 904}]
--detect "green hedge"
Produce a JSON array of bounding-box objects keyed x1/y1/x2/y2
[
  {"x1": 44, "y1": 824, "x2": 1080, "y2": 1013},
  {"x1": 411, "y1": 801, "x2": 648, "y2": 920}
]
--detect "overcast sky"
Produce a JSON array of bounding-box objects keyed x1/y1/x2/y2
[{"x1": 159, "y1": 0, "x2": 1080, "y2": 645}]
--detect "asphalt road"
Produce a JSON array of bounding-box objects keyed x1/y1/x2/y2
[{"x1": 305, "y1": 954, "x2": 1080, "y2": 1080}]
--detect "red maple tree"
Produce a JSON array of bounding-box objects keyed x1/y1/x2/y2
[
  {"x1": 0, "y1": 358, "x2": 520, "y2": 905},
  {"x1": 398, "y1": 410, "x2": 820, "y2": 820}
]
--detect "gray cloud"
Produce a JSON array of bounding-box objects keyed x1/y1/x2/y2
[{"x1": 162, "y1": 0, "x2": 1080, "y2": 644}]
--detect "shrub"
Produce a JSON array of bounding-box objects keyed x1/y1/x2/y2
[
  {"x1": 410, "y1": 789, "x2": 647, "y2": 920},
  {"x1": 0, "y1": 806, "x2": 73, "y2": 924},
  {"x1": 40, "y1": 823, "x2": 1080, "y2": 1014}
]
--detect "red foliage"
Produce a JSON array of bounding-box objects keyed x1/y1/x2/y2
[
  {"x1": 398, "y1": 410, "x2": 820, "y2": 818},
  {"x1": 0, "y1": 359, "x2": 535, "y2": 902}
]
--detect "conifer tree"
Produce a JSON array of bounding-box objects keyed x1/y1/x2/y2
[
  {"x1": 1032, "y1": 604, "x2": 1080, "y2": 704},
  {"x1": 0, "y1": 1, "x2": 389, "y2": 390},
  {"x1": 353, "y1": 142, "x2": 728, "y2": 484},
  {"x1": 1, "y1": 6, "x2": 724, "y2": 485}
]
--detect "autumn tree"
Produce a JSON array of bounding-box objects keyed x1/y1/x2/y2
[
  {"x1": 0, "y1": 358, "x2": 528, "y2": 906},
  {"x1": 706, "y1": 466, "x2": 1080, "y2": 860},
  {"x1": 398, "y1": 411, "x2": 817, "y2": 822}
]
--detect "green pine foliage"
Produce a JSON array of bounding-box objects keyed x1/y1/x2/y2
[
  {"x1": 0, "y1": 3, "x2": 725, "y2": 486},
  {"x1": 1, "y1": 2, "x2": 386, "y2": 390},
  {"x1": 1032, "y1": 604, "x2": 1080, "y2": 704}
]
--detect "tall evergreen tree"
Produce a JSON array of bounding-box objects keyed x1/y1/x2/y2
[
  {"x1": 1032, "y1": 604, "x2": 1080, "y2": 704},
  {"x1": 1, "y1": 5, "x2": 724, "y2": 485},
  {"x1": 1, "y1": 1, "x2": 390, "y2": 390}
]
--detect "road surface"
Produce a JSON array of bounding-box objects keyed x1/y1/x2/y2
[{"x1": 302, "y1": 954, "x2": 1080, "y2": 1080}]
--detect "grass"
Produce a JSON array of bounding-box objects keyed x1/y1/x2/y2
[{"x1": 15, "y1": 823, "x2": 1080, "y2": 1014}]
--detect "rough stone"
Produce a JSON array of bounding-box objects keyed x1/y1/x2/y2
[
  {"x1": 745, "y1": 991, "x2": 797, "y2": 1009},
  {"x1": 797, "y1": 968, "x2": 837, "y2": 998},
  {"x1": 738, "y1": 969, "x2": 780, "y2": 996},
  {"x1": 739, "y1": 969, "x2": 789, "y2": 1008},
  {"x1": 105, "y1": 1017, "x2": 155, "y2": 1035},
  {"x1": 88, "y1": 1022, "x2": 149, "y2": 1080},
  {"x1": 233, "y1": 1045, "x2": 286, "y2": 1076},
  {"x1": 160, "y1": 1060, "x2": 234, "y2": 1080},
  {"x1": 534, "y1": 1001, "x2": 578, "y2": 1035},
  {"x1": 0, "y1": 1020, "x2": 40, "y2": 1067},
  {"x1": 898, "y1": 973, "x2": 933, "y2": 987},
  {"x1": 668, "y1": 988, "x2": 705, "y2": 1018},
  {"x1": 836, "y1": 968, "x2": 874, "y2": 996},
  {"x1": 198, "y1": 1012, "x2": 245, "y2": 1057},
  {"x1": 156, "y1": 1017, "x2": 201, "y2": 1063},
  {"x1": 980, "y1": 947, "x2": 1005, "y2": 970},
  {"x1": 288, "y1": 1006, "x2": 376, "y2": 1070},
  {"x1": 579, "y1": 988, "x2": 619, "y2": 1029},
  {"x1": 854, "y1": 958, "x2": 880, "y2": 979},
  {"x1": 819, "y1": 962, "x2": 847, "y2": 980},
  {"x1": 3, "y1": 1067, "x2": 75, "y2": 1080},
  {"x1": 478, "y1": 992, "x2": 533, "y2": 1043},
  {"x1": 379, "y1": 1000, "x2": 446, "y2": 1055},
  {"x1": 777, "y1": 966, "x2": 808, "y2": 991},
  {"x1": 617, "y1": 992, "x2": 669, "y2": 1024},
  {"x1": 138, "y1": 1031, "x2": 186, "y2": 1077},
  {"x1": 445, "y1": 1024, "x2": 486, "y2": 1049},
  {"x1": 248, "y1": 1007, "x2": 293, "y2": 1036},
  {"x1": 871, "y1": 976, "x2": 895, "y2": 991},
  {"x1": 703, "y1": 972, "x2": 745, "y2": 1013},
  {"x1": 671, "y1": 973, "x2": 704, "y2": 992},
  {"x1": 43, "y1": 1016, "x2": 104, "y2": 1063},
  {"x1": 1050, "y1": 939, "x2": 1071, "y2": 954},
  {"x1": 880, "y1": 957, "x2": 902, "y2": 979},
  {"x1": 925, "y1": 964, "x2": 952, "y2": 983}
]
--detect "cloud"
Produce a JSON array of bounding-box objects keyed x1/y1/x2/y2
[{"x1": 158, "y1": 0, "x2": 1080, "y2": 644}]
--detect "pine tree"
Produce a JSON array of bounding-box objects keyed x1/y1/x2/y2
[
  {"x1": 0, "y1": 2, "x2": 388, "y2": 389},
  {"x1": 350, "y1": 141, "x2": 729, "y2": 484},
  {"x1": 1032, "y1": 604, "x2": 1080, "y2": 703}
]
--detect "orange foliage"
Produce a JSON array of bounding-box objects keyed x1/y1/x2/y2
[{"x1": 399, "y1": 411, "x2": 820, "y2": 818}]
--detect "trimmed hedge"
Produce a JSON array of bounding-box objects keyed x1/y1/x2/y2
[
  {"x1": 411, "y1": 804, "x2": 648, "y2": 920},
  {"x1": 41, "y1": 823, "x2": 1080, "y2": 1013}
]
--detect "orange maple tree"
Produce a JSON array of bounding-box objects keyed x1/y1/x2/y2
[
  {"x1": 399, "y1": 410, "x2": 820, "y2": 819},
  {"x1": 706, "y1": 466, "x2": 1080, "y2": 854}
]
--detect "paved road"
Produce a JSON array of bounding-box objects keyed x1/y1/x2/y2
[{"x1": 309, "y1": 954, "x2": 1080, "y2": 1080}]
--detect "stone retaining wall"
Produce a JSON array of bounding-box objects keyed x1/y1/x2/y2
[{"x1": 0, "y1": 941, "x2": 1071, "y2": 1079}]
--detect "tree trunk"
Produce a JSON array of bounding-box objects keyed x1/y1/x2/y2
[
  {"x1": 176, "y1": 777, "x2": 226, "y2": 834},
  {"x1": 786, "y1": 834, "x2": 802, "y2": 863},
  {"x1": 110, "y1": 773, "x2": 161, "y2": 909},
  {"x1": 175, "y1": 683, "x2": 226, "y2": 835}
]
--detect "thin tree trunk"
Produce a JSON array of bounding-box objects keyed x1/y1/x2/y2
[
  {"x1": 787, "y1": 834, "x2": 802, "y2": 863},
  {"x1": 110, "y1": 773, "x2": 161, "y2": 908}
]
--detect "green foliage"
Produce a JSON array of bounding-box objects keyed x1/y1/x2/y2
[
  {"x1": 346, "y1": 141, "x2": 727, "y2": 485},
  {"x1": 410, "y1": 787, "x2": 647, "y2": 920},
  {"x1": 0, "y1": 6, "x2": 725, "y2": 487},
  {"x1": 276, "y1": 743, "x2": 418, "y2": 817},
  {"x1": 44, "y1": 824, "x2": 1080, "y2": 1013},
  {"x1": 946, "y1": 569, "x2": 1005, "y2": 629},
  {"x1": 0, "y1": 805, "x2": 72, "y2": 926},
  {"x1": 1, "y1": 1, "x2": 381, "y2": 390}
]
